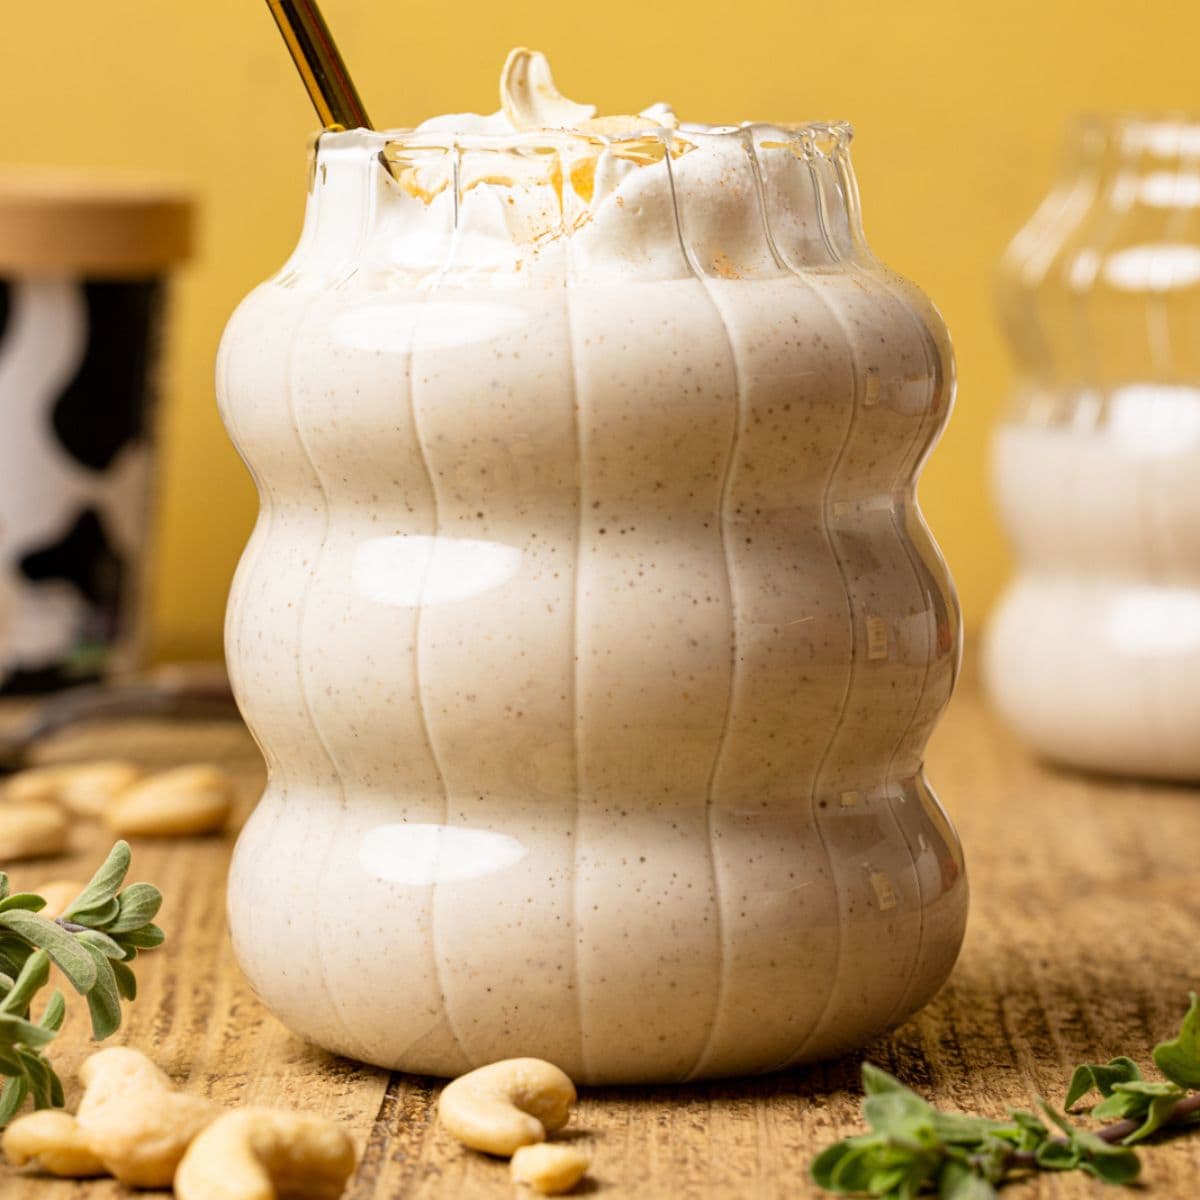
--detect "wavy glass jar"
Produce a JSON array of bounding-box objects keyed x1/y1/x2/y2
[
  {"x1": 219, "y1": 121, "x2": 966, "y2": 1083},
  {"x1": 987, "y1": 116, "x2": 1200, "y2": 780}
]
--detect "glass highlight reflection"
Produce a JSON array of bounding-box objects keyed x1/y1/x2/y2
[
  {"x1": 353, "y1": 534, "x2": 523, "y2": 606},
  {"x1": 359, "y1": 823, "x2": 527, "y2": 886}
]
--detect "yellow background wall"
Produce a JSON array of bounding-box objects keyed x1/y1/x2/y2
[{"x1": 0, "y1": 1, "x2": 1194, "y2": 658}]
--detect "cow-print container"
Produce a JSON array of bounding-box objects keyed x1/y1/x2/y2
[{"x1": 0, "y1": 171, "x2": 192, "y2": 691}]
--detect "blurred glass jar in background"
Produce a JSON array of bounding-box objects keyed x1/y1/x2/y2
[
  {"x1": 0, "y1": 171, "x2": 192, "y2": 692},
  {"x1": 986, "y1": 116, "x2": 1200, "y2": 779}
]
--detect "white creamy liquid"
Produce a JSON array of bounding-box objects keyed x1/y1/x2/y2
[
  {"x1": 220, "y1": 53, "x2": 967, "y2": 1082},
  {"x1": 986, "y1": 387, "x2": 1200, "y2": 778}
]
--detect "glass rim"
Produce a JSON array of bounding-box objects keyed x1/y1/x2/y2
[{"x1": 319, "y1": 119, "x2": 855, "y2": 157}]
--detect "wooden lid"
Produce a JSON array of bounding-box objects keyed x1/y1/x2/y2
[{"x1": 0, "y1": 166, "x2": 194, "y2": 276}]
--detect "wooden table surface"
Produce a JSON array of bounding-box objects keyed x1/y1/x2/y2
[{"x1": 1, "y1": 667, "x2": 1198, "y2": 1198}]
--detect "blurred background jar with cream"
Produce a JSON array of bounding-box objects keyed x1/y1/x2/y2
[{"x1": 986, "y1": 116, "x2": 1200, "y2": 779}]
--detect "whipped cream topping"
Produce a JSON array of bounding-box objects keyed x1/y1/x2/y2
[
  {"x1": 361, "y1": 49, "x2": 853, "y2": 279},
  {"x1": 410, "y1": 48, "x2": 675, "y2": 138},
  {"x1": 500, "y1": 48, "x2": 598, "y2": 130}
]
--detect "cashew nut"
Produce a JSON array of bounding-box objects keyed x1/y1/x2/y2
[
  {"x1": 437, "y1": 1058, "x2": 576, "y2": 1157},
  {"x1": 5, "y1": 761, "x2": 142, "y2": 816},
  {"x1": 2, "y1": 1109, "x2": 106, "y2": 1177},
  {"x1": 174, "y1": 1107, "x2": 357, "y2": 1200},
  {"x1": 511, "y1": 1143, "x2": 591, "y2": 1195},
  {"x1": 104, "y1": 764, "x2": 234, "y2": 837},
  {"x1": 3, "y1": 765, "x2": 66, "y2": 806},
  {"x1": 75, "y1": 1046, "x2": 221, "y2": 1187},
  {"x1": 0, "y1": 802, "x2": 69, "y2": 861},
  {"x1": 35, "y1": 879, "x2": 86, "y2": 919}
]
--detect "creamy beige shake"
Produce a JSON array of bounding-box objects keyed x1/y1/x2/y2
[{"x1": 220, "y1": 51, "x2": 966, "y2": 1083}]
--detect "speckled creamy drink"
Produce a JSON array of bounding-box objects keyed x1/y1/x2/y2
[{"x1": 220, "y1": 51, "x2": 967, "y2": 1083}]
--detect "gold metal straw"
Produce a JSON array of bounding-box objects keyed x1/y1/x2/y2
[{"x1": 264, "y1": 0, "x2": 373, "y2": 130}]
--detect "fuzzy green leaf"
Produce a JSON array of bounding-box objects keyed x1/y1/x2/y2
[
  {"x1": 0, "y1": 1077, "x2": 27, "y2": 1126},
  {"x1": 0, "y1": 951, "x2": 50, "y2": 1015},
  {"x1": 106, "y1": 883, "x2": 163, "y2": 933},
  {"x1": 1153, "y1": 993, "x2": 1200, "y2": 1090},
  {"x1": 110, "y1": 959, "x2": 137, "y2": 1002},
  {"x1": 19, "y1": 1048, "x2": 56, "y2": 1109},
  {"x1": 65, "y1": 897, "x2": 120, "y2": 928},
  {"x1": 0, "y1": 894, "x2": 47, "y2": 915},
  {"x1": 66, "y1": 841, "x2": 131, "y2": 917},
  {"x1": 0, "y1": 911, "x2": 96, "y2": 993},
  {"x1": 118, "y1": 923, "x2": 164, "y2": 950},
  {"x1": 0, "y1": 940, "x2": 32, "y2": 982},
  {"x1": 0, "y1": 1012, "x2": 57, "y2": 1049},
  {"x1": 1065, "y1": 1056, "x2": 1142, "y2": 1108},
  {"x1": 38, "y1": 990, "x2": 65, "y2": 1033},
  {"x1": 75, "y1": 929, "x2": 127, "y2": 961},
  {"x1": 80, "y1": 945, "x2": 122, "y2": 1041}
]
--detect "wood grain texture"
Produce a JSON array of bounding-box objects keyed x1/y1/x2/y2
[{"x1": 1, "y1": 669, "x2": 1198, "y2": 1197}]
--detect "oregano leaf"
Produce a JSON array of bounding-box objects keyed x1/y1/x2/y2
[
  {"x1": 862, "y1": 1063, "x2": 909, "y2": 1096},
  {"x1": 0, "y1": 894, "x2": 48, "y2": 915},
  {"x1": 1153, "y1": 992, "x2": 1200, "y2": 1090},
  {"x1": 1065, "y1": 1056, "x2": 1142, "y2": 1108},
  {"x1": 1073, "y1": 1129, "x2": 1141, "y2": 1184},
  {"x1": 863, "y1": 1089, "x2": 935, "y2": 1139},
  {"x1": 938, "y1": 1160, "x2": 998, "y2": 1199},
  {"x1": 1112, "y1": 1083, "x2": 1188, "y2": 1144},
  {"x1": 1092, "y1": 1089, "x2": 1149, "y2": 1122}
]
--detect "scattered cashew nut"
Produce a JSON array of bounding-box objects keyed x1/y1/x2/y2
[
  {"x1": 511, "y1": 1142, "x2": 591, "y2": 1195},
  {"x1": 75, "y1": 1046, "x2": 221, "y2": 1187},
  {"x1": 437, "y1": 1058, "x2": 576, "y2": 1157},
  {"x1": 35, "y1": 879, "x2": 86, "y2": 920},
  {"x1": 174, "y1": 1107, "x2": 357, "y2": 1200},
  {"x1": 4, "y1": 761, "x2": 142, "y2": 816},
  {"x1": 3, "y1": 1109, "x2": 106, "y2": 1177},
  {"x1": 104, "y1": 764, "x2": 234, "y2": 837},
  {"x1": 0, "y1": 802, "x2": 69, "y2": 861}
]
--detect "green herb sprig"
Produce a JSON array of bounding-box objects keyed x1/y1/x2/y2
[
  {"x1": 0, "y1": 841, "x2": 164, "y2": 1125},
  {"x1": 812, "y1": 993, "x2": 1200, "y2": 1198}
]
